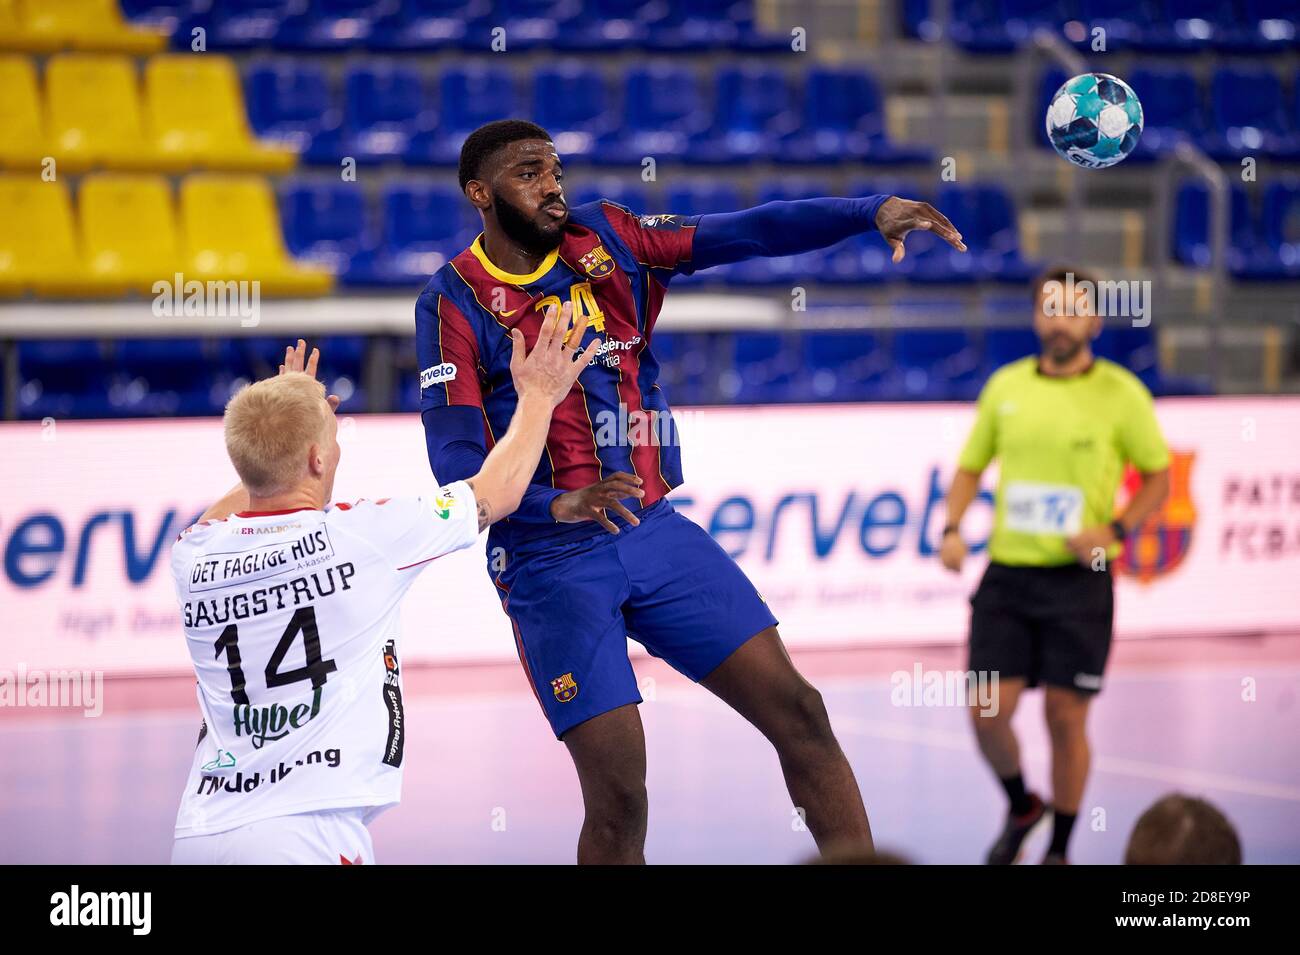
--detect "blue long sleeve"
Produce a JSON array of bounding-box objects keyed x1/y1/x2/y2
[
  {"x1": 690, "y1": 195, "x2": 890, "y2": 270},
  {"x1": 421, "y1": 406, "x2": 564, "y2": 523}
]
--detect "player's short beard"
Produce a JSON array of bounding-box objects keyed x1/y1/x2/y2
[
  {"x1": 493, "y1": 192, "x2": 562, "y2": 255},
  {"x1": 1045, "y1": 333, "x2": 1087, "y2": 364}
]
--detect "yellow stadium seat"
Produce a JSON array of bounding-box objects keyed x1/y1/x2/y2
[
  {"x1": 0, "y1": 56, "x2": 50, "y2": 169},
  {"x1": 0, "y1": 175, "x2": 111, "y2": 297},
  {"x1": 45, "y1": 53, "x2": 166, "y2": 172},
  {"x1": 0, "y1": 0, "x2": 58, "y2": 52},
  {"x1": 78, "y1": 174, "x2": 182, "y2": 295},
  {"x1": 13, "y1": 0, "x2": 167, "y2": 54},
  {"x1": 179, "y1": 175, "x2": 333, "y2": 297},
  {"x1": 146, "y1": 55, "x2": 297, "y2": 173}
]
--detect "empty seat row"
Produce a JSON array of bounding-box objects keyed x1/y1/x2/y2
[
  {"x1": 0, "y1": 174, "x2": 331, "y2": 297},
  {"x1": 247, "y1": 61, "x2": 928, "y2": 166},
  {"x1": 0, "y1": 53, "x2": 296, "y2": 173},
  {"x1": 114, "y1": 0, "x2": 789, "y2": 53},
  {"x1": 14, "y1": 322, "x2": 1203, "y2": 422},
  {"x1": 16, "y1": 336, "x2": 366, "y2": 418},
  {"x1": 0, "y1": 0, "x2": 168, "y2": 53},
  {"x1": 1174, "y1": 180, "x2": 1300, "y2": 280},
  {"x1": 907, "y1": 0, "x2": 1299, "y2": 54},
  {"x1": 1038, "y1": 66, "x2": 1300, "y2": 162}
]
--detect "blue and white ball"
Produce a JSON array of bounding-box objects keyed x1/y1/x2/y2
[{"x1": 1046, "y1": 73, "x2": 1143, "y2": 169}]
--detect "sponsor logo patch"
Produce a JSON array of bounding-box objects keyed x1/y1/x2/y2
[{"x1": 420, "y1": 363, "x2": 457, "y2": 389}]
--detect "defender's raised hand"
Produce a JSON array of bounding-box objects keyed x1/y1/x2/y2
[
  {"x1": 279, "y1": 338, "x2": 340, "y2": 411},
  {"x1": 509, "y1": 301, "x2": 603, "y2": 408},
  {"x1": 875, "y1": 197, "x2": 967, "y2": 264}
]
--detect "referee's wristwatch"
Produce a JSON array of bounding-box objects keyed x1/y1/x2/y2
[
  {"x1": 942, "y1": 523, "x2": 960, "y2": 538},
  {"x1": 1109, "y1": 519, "x2": 1128, "y2": 542}
]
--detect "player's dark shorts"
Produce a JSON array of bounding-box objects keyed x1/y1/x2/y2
[
  {"x1": 491, "y1": 498, "x2": 778, "y2": 738},
  {"x1": 968, "y1": 561, "x2": 1114, "y2": 695}
]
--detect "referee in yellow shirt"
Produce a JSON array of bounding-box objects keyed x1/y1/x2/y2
[{"x1": 940, "y1": 267, "x2": 1172, "y2": 864}]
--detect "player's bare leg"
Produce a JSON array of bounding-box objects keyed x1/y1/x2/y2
[
  {"x1": 700, "y1": 627, "x2": 873, "y2": 855},
  {"x1": 1043, "y1": 686, "x2": 1092, "y2": 813},
  {"x1": 970, "y1": 676, "x2": 1026, "y2": 777},
  {"x1": 562, "y1": 703, "x2": 649, "y2": 864}
]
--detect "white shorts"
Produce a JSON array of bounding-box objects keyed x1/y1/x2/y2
[{"x1": 171, "y1": 808, "x2": 375, "y2": 865}]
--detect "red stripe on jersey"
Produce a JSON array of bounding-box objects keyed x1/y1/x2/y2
[
  {"x1": 435, "y1": 295, "x2": 485, "y2": 407},
  {"x1": 547, "y1": 382, "x2": 603, "y2": 490},
  {"x1": 600, "y1": 202, "x2": 695, "y2": 271}
]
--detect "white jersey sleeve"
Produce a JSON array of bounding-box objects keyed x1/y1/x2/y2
[{"x1": 328, "y1": 479, "x2": 480, "y2": 573}]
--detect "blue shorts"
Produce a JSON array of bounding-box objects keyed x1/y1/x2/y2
[{"x1": 491, "y1": 499, "x2": 778, "y2": 738}]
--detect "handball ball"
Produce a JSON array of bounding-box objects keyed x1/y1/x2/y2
[{"x1": 1046, "y1": 72, "x2": 1143, "y2": 170}]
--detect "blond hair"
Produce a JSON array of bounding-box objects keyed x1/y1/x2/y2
[{"x1": 224, "y1": 372, "x2": 329, "y2": 496}]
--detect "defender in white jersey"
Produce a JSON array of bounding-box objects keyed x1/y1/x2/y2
[{"x1": 170, "y1": 307, "x2": 600, "y2": 864}]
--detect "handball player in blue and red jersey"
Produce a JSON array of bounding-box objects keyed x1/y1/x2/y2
[{"x1": 416, "y1": 120, "x2": 966, "y2": 863}]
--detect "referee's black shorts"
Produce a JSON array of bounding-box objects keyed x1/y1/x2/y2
[{"x1": 967, "y1": 561, "x2": 1114, "y2": 695}]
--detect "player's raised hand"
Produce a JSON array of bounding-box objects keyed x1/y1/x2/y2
[
  {"x1": 279, "y1": 338, "x2": 341, "y2": 412},
  {"x1": 550, "y1": 472, "x2": 646, "y2": 534},
  {"x1": 508, "y1": 301, "x2": 603, "y2": 408},
  {"x1": 875, "y1": 197, "x2": 967, "y2": 264}
]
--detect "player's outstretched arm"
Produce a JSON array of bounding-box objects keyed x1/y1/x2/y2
[
  {"x1": 465, "y1": 303, "x2": 602, "y2": 531},
  {"x1": 196, "y1": 339, "x2": 340, "y2": 523},
  {"x1": 687, "y1": 196, "x2": 966, "y2": 272}
]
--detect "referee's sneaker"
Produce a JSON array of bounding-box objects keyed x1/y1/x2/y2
[{"x1": 939, "y1": 267, "x2": 1171, "y2": 865}]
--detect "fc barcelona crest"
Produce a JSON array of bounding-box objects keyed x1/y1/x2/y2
[
  {"x1": 1115, "y1": 450, "x2": 1196, "y2": 583},
  {"x1": 578, "y1": 245, "x2": 615, "y2": 279},
  {"x1": 551, "y1": 672, "x2": 578, "y2": 703}
]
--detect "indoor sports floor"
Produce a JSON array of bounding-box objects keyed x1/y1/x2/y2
[{"x1": 3, "y1": 633, "x2": 1298, "y2": 865}]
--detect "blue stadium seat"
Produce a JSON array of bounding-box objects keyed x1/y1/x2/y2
[
  {"x1": 901, "y1": 0, "x2": 938, "y2": 40},
  {"x1": 799, "y1": 331, "x2": 890, "y2": 402},
  {"x1": 1240, "y1": 0, "x2": 1299, "y2": 52},
  {"x1": 642, "y1": 0, "x2": 742, "y2": 52},
  {"x1": 1172, "y1": 182, "x2": 1259, "y2": 278},
  {"x1": 373, "y1": 183, "x2": 475, "y2": 286},
  {"x1": 646, "y1": 331, "x2": 716, "y2": 405},
  {"x1": 406, "y1": 66, "x2": 519, "y2": 165},
  {"x1": 1206, "y1": 68, "x2": 1300, "y2": 161},
  {"x1": 957, "y1": 185, "x2": 1037, "y2": 283},
  {"x1": 180, "y1": 0, "x2": 294, "y2": 49},
  {"x1": 245, "y1": 61, "x2": 343, "y2": 163},
  {"x1": 603, "y1": 65, "x2": 710, "y2": 166},
  {"x1": 552, "y1": 0, "x2": 651, "y2": 52},
  {"x1": 890, "y1": 326, "x2": 983, "y2": 400},
  {"x1": 279, "y1": 180, "x2": 379, "y2": 285},
  {"x1": 113, "y1": 339, "x2": 227, "y2": 417},
  {"x1": 723, "y1": 332, "x2": 802, "y2": 404},
  {"x1": 1073, "y1": 0, "x2": 1157, "y2": 51},
  {"x1": 276, "y1": 0, "x2": 389, "y2": 50},
  {"x1": 342, "y1": 63, "x2": 436, "y2": 164},
  {"x1": 1127, "y1": 68, "x2": 1205, "y2": 161},
  {"x1": 983, "y1": 326, "x2": 1040, "y2": 371},
  {"x1": 777, "y1": 69, "x2": 930, "y2": 165},
  {"x1": 18, "y1": 340, "x2": 114, "y2": 420},
  {"x1": 532, "y1": 64, "x2": 617, "y2": 163},
  {"x1": 568, "y1": 178, "x2": 650, "y2": 214},
  {"x1": 688, "y1": 67, "x2": 798, "y2": 165},
  {"x1": 1094, "y1": 325, "x2": 1159, "y2": 391},
  {"x1": 1136, "y1": 0, "x2": 1238, "y2": 52},
  {"x1": 1259, "y1": 179, "x2": 1300, "y2": 278},
  {"x1": 370, "y1": 0, "x2": 486, "y2": 50},
  {"x1": 949, "y1": 0, "x2": 1071, "y2": 54}
]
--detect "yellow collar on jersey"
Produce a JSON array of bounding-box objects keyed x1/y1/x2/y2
[{"x1": 470, "y1": 234, "x2": 559, "y2": 285}]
